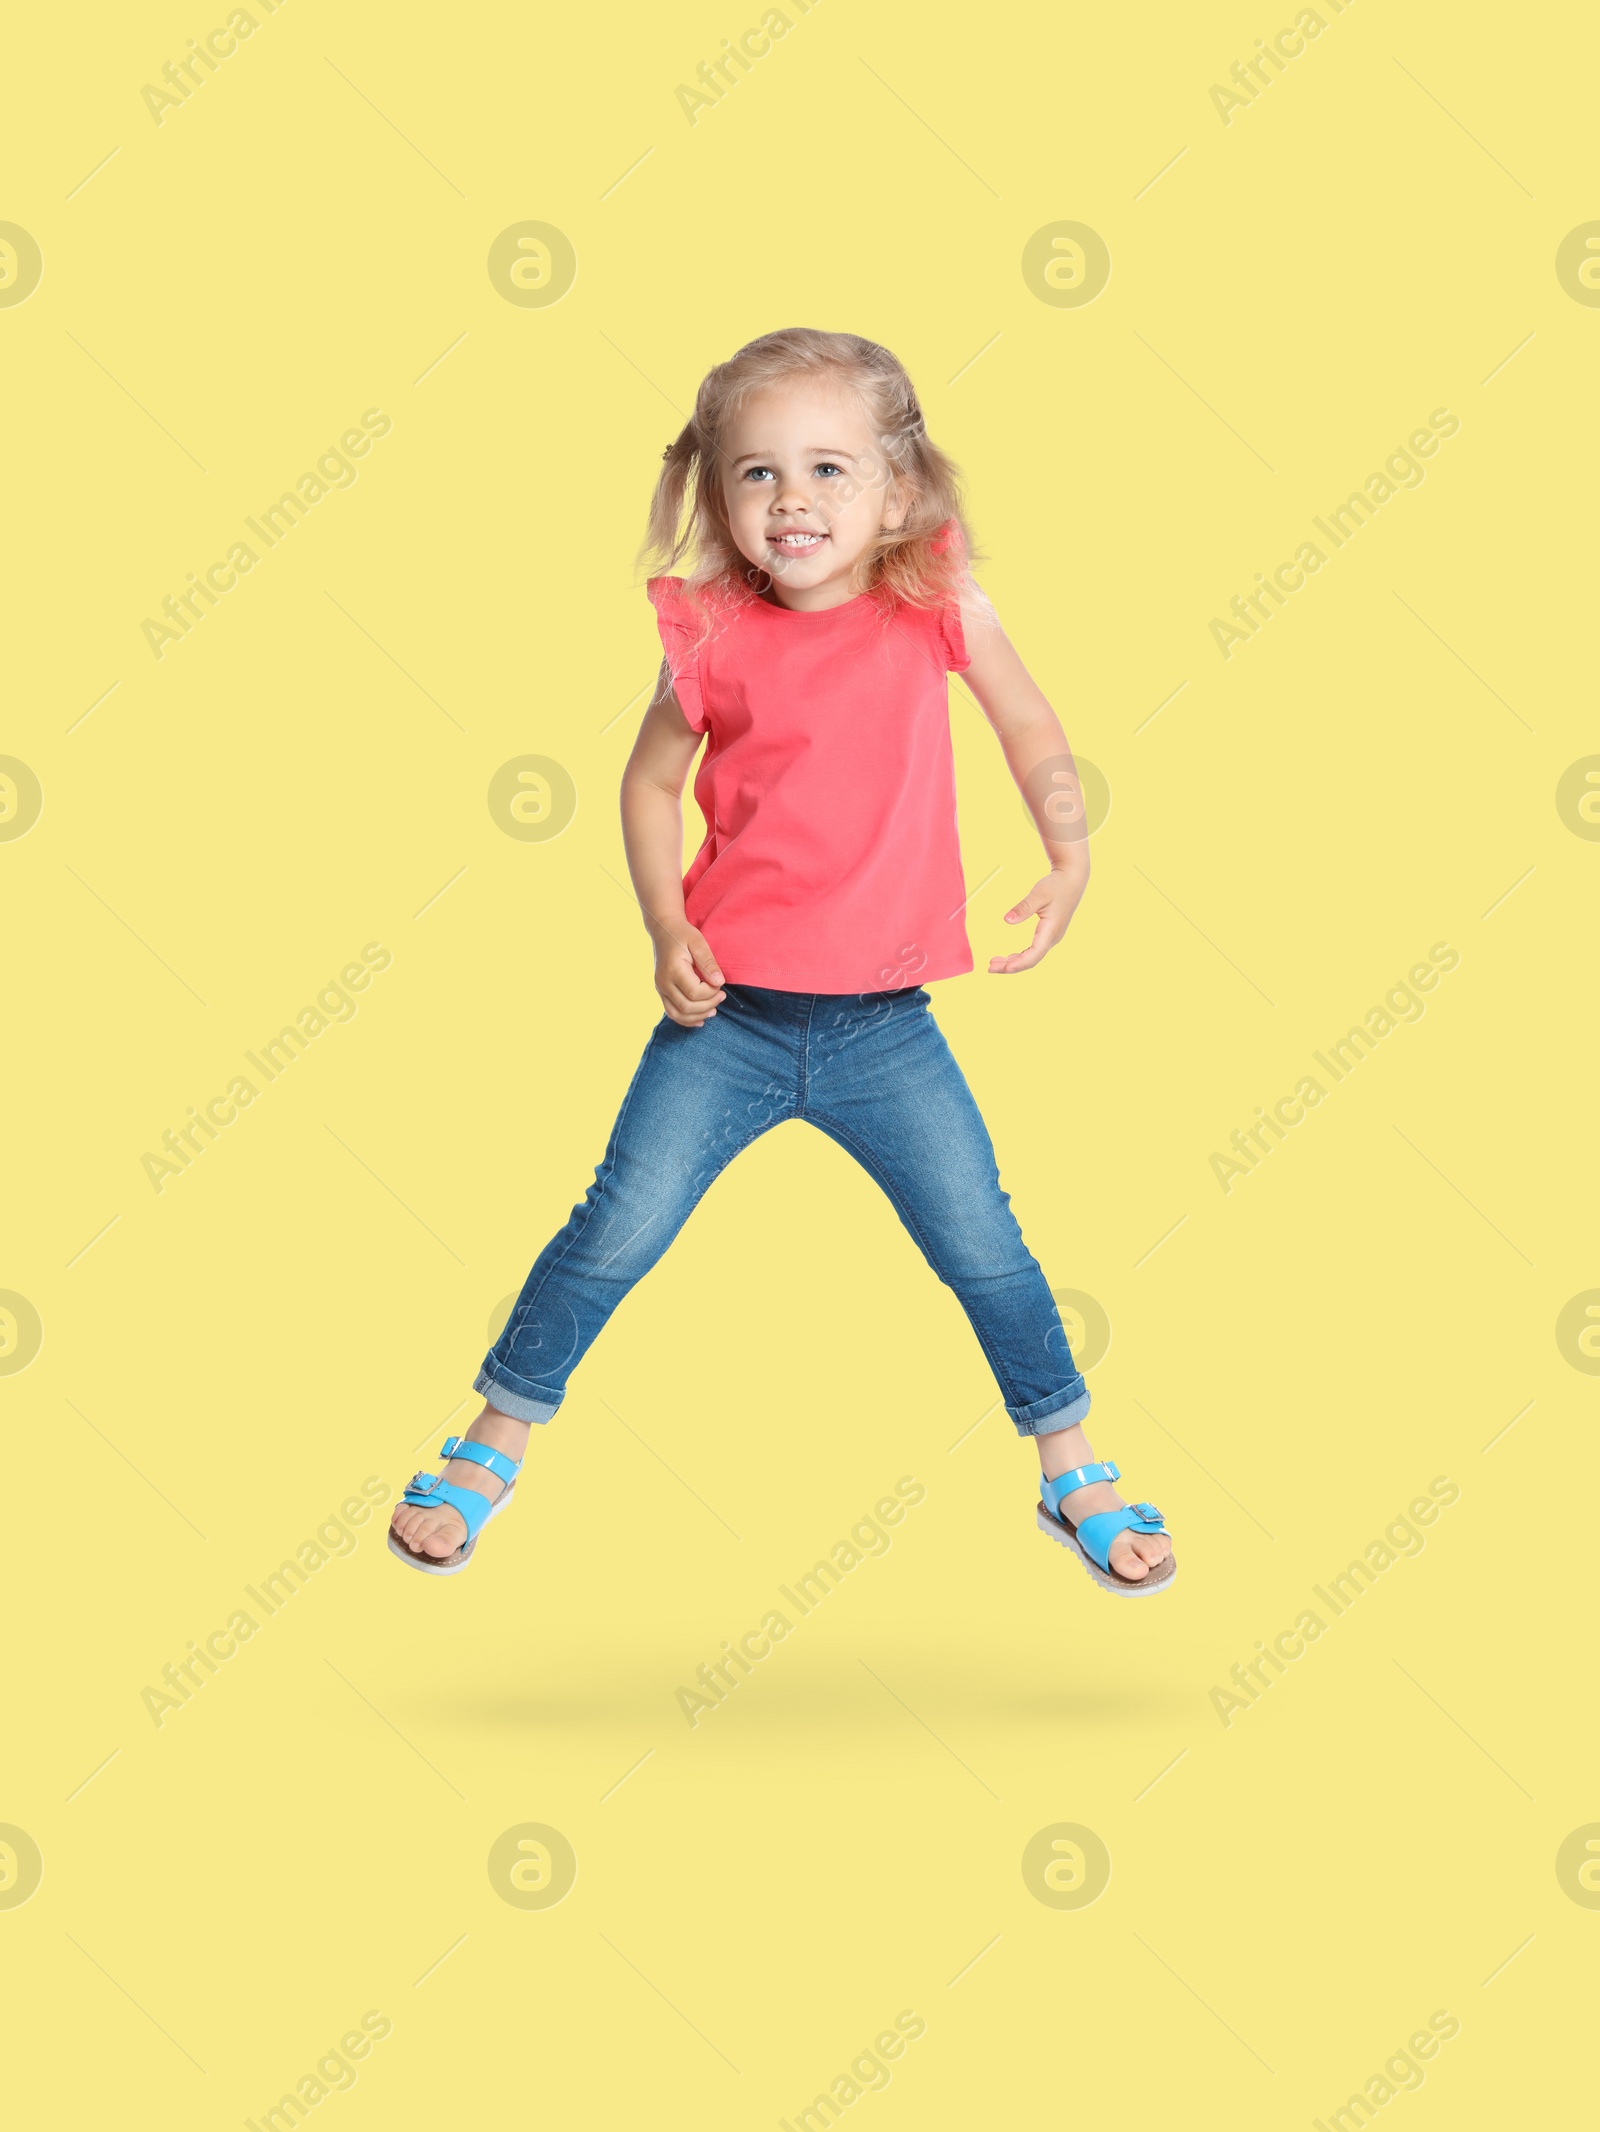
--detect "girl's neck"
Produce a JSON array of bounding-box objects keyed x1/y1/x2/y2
[{"x1": 754, "y1": 572, "x2": 872, "y2": 615}]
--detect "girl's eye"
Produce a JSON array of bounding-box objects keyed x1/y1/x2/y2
[{"x1": 740, "y1": 462, "x2": 845, "y2": 482}]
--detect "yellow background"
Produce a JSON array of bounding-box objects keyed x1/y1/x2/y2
[{"x1": 4, "y1": 0, "x2": 1595, "y2": 2123}]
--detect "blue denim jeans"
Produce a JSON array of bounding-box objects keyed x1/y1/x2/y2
[{"x1": 475, "y1": 984, "x2": 1089, "y2": 1436}]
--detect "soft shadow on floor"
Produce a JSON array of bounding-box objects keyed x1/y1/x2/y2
[{"x1": 408, "y1": 1661, "x2": 1192, "y2": 1736}]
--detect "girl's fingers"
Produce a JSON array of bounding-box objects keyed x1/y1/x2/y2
[
  {"x1": 990, "y1": 914, "x2": 1061, "y2": 972},
  {"x1": 661, "y1": 985, "x2": 720, "y2": 1024},
  {"x1": 1004, "y1": 881, "x2": 1055, "y2": 923},
  {"x1": 684, "y1": 926, "x2": 726, "y2": 988},
  {"x1": 659, "y1": 927, "x2": 726, "y2": 1023},
  {"x1": 661, "y1": 964, "x2": 725, "y2": 1005}
]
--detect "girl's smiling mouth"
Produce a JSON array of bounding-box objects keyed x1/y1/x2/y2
[{"x1": 768, "y1": 530, "x2": 828, "y2": 551}]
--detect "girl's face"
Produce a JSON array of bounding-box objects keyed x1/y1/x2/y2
[{"x1": 718, "y1": 376, "x2": 907, "y2": 610}]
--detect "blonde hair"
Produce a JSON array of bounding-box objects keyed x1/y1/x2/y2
[{"x1": 639, "y1": 328, "x2": 976, "y2": 627}]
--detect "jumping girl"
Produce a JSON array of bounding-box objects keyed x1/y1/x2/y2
[{"x1": 388, "y1": 327, "x2": 1175, "y2": 1597}]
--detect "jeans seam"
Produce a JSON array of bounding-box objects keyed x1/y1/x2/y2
[
  {"x1": 803, "y1": 1110, "x2": 1028, "y2": 1410},
  {"x1": 798, "y1": 993, "x2": 817, "y2": 1116},
  {"x1": 501, "y1": 1024, "x2": 660, "y2": 1348},
  {"x1": 503, "y1": 1098, "x2": 783, "y2": 1388},
  {"x1": 683, "y1": 1117, "x2": 781, "y2": 1217}
]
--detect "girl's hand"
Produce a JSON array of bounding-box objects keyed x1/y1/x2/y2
[
  {"x1": 988, "y1": 871, "x2": 1085, "y2": 974},
  {"x1": 655, "y1": 922, "x2": 727, "y2": 1027}
]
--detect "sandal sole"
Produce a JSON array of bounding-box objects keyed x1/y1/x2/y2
[{"x1": 1036, "y1": 1504, "x2": 1177, "y2": 1596}]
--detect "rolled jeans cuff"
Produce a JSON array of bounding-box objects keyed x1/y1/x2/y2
[
  {"x1": 473, "y1": 1365, "x2": 561, "y2": 1426},
  {"x1": 1008, "y1": 1382, "x2": 1091, "y2": 1438}
]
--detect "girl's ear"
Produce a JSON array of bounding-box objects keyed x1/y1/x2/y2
[{"x1": 881, "y1": 481, "x2": 911, "y2": 532}]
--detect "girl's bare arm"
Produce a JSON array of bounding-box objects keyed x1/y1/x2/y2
[
  {"x1": 619, "y1": 665, "x2": 727, "y2": 1024},
  {"x1": 958, "y1": 583, "x2": 1091, "y2": 974}
]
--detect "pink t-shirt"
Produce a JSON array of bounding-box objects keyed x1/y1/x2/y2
[{"x1": 647, "y1": 572, "x2": 974, "y2": 993}]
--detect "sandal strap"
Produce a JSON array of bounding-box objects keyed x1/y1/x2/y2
[
  {"x1": 398, "y1": 1438, "x2": 522, "y2": 1543},
  {"x1": 438, "y1": 1435, "x2": 520, "y2": 1487},
  {"x1": 402, "y1": 1469, "x2": 498, "y2": 1540},
  {"x1": 1040, "y1": 1460, "x2": 1119, "y2": 1512},
  {"x1": 1074, "y1": 1503, "x2": 1167, "y2": 1572}
]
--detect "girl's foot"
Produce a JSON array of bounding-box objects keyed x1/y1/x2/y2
[
  {"x1": 1037, "y1": 1423, "x2": 1172, "y2": 1582},
  {"x1": 389, "y1": 1404, "x2": 532, "y2": 1561}
]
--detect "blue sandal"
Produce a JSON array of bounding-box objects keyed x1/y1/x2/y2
[
  {"x1": 387, "y1": 1435, "x2": 521, "y2": 1577},
  {"x1": 1038, "y1": 1461, "x2": 1176, "y2": 1596}
]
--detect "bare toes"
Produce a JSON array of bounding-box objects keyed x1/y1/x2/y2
[
  {"x1": 421, "y1": 1515, "x2": 464, "y2": 1558},
  {"x1": 392, "y1": 1507, "x2": 441, "y2": 1555}
]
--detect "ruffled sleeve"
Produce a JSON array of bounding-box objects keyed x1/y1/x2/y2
[
  {"x1": 646, "y1": 576, "x2": 707, "y2": 733},
  {"x1": 938, "y1": 596, "x2": 972, "y2": 675}
]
